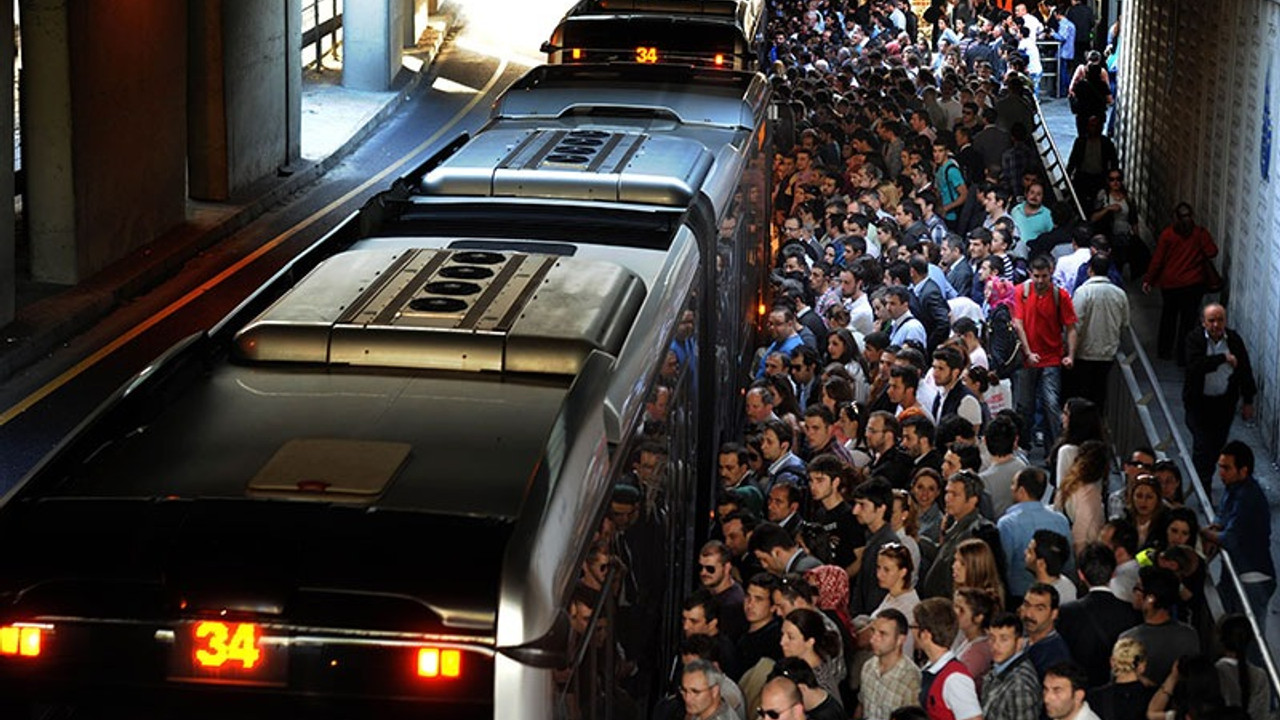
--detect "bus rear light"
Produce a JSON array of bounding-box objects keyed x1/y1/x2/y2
[
  {"x1": 417, "y1": 647, "x2": 462, "y2": 678},
  {"x1": 571, "y1": 48, "x2": 583, "y2": 60},
  {"x1": 0, "y1": 625, "x2": 44, "y2": 657},
  {"x1": 714, "y1": 53, "x2": 725, "y2": 66}
]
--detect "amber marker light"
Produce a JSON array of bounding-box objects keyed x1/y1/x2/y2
[
  {"x1": 417, "y1": 648, "x2": 462, "y2": 678},
  {"x1": 571, "y1": 48, "x2": 582, "y2": 60},
  {"x1": 0, "y1": 625, "x2": 44, "y2": 657},
  {"x1": 714, "y1": 54, "x2": 725, "y2": 66}
]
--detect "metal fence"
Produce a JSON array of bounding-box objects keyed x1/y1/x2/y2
[
  {"x1": 1107, "y1": 324, "x2": 1280, "y2": 699},
  {"x1": 1028, "y1": 90, "x2": 1087, "y2": 223},
  {"x1": 301, "y1": 0, "x2": 343, "y2": 71}
]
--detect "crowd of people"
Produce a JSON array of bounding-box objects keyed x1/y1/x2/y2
[{"x1": 562, "y1": 2, "x2": 1275, "y2": 720}]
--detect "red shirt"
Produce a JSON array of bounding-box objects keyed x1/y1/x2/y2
[
  {"x1": 1013, "y1": 282, "x2": 1077, "y2": 367},
  {"x1": 1144, "y1": 225, "x2": 1218, "y2": 289}
]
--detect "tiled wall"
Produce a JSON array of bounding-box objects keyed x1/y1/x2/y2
[{"x1": 1117, "y1": 0, "x2": 1280, "y2": 454}]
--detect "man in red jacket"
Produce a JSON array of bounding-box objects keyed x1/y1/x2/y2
[{"x1": 1142, "y1": 203, "x2": 1219, "y2": 365}]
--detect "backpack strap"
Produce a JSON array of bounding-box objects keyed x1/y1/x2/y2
[{"x1": 1021, "y1": 280, "x2": 1062, "y2": 314}]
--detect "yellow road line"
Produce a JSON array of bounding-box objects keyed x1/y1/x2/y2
[{"x1": 0, "y1": 58, "x2": 510, "y2": 427}]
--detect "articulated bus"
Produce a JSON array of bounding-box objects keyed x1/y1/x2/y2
[{"x1": 0, "y1": 62, "x2": 773, "y2": 719}]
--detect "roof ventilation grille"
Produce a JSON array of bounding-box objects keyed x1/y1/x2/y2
[
  {"x1": 439, "y1": 265, "x2": 495, "y2": 280},
  {"x1": 408, "y1": 297, "x2": 468, "y2": 314},
  {"x1": 422, "y1": 280, "x2": 483, "y2": 296}
]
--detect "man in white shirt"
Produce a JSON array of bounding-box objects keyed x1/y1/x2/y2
[
  {"x1": 930, "y1": 346, "x2": 985, "y2": 429},
  {"x1": 840, "y1": 264, "x2": 877, "y2": 336},
  {"x1": 1013, "y1": 3, "x2": 1044, "y2": 37},
  {"x1": 885, "y1": 287, "x2": 927, "y2": 349},
  {"x1": 1053, "y1": 229, "x2": 1093, "y2": 294}
]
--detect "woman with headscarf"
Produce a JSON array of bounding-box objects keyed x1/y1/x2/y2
[{"x1": 805, "y1": 565, "x2": 855, "y2": 641}]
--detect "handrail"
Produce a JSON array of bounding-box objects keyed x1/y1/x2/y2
[
  {"x1": 1032, "y1": 70, "x2": 1278, "y2": 695},
  {"x1": 1113, "y1": 323, "x2": 1280, "y2": 698},
  {"x1": 1027, "y1": 90, "x2": 1087, "y2": 222}
]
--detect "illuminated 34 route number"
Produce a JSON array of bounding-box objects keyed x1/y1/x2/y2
[
  {"x1": 635, "y1": 46, "x2": 658, "y2": 63},
  {"x1": 193, "y1": 621, "x2": 261, "y2": 669}
]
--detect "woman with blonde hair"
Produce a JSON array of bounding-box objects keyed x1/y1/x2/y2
[
  {"x1": 878, "y1": 180, "x2": 902, "y2": 213},
  {"x1": 1055, "y1": 438, "x2": 1108, "y2": 555},
  {"x1": 1086, "y1": 637, "x2": 1153, "y2": 720},
  {"x1": 951, "y1": 538, "x2": 1005, "y2": 611}
]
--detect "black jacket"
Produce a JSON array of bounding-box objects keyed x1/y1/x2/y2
[
  {"x1": 1182, "y1": 327, "x2": 1256, "y2": 409},
  {"x1": 1056, "y1": 589, "x2": 1142, "y2": 688},
  {"x1": 913, "y1": 278, "x2": 952, "y2": 352},
  {"x1": 870, "y1": 446, "x2": 915, "y2": 490},
  {"x1": 946, "y1": 259, "x2": 974, "y2": 299}
]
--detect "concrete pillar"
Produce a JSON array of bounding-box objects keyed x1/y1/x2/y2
[
  {"x1": 0, "y1": 7, "x2": 12, "y2": 325},
  {"x1": 21, "y1": 0, "x2": 186, "y2": 285},
  {"x1": 189, "y1": 1, "x2": 299, "y2": 200},
  {"x1": 403, "y1": 0, "x2": 431, "y2": 47},
  {"x1": 344, "y1": 0, "x2": 404, "y2": 91}
]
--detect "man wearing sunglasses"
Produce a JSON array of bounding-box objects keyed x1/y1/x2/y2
[
  {"x1": 700, "y1": 540, "x2": 749, "y2": 643},
  {"x1": 757, "y1": 676, "x2": 805, "y2": 720}
]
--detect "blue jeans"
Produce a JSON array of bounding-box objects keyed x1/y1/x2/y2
[{"x1": 1016, "y1": 365, "x2": 1062, "y2": 442}]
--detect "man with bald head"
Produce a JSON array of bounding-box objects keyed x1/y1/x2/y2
[
  {"x1": 1182, "y1": 303, "x2": 1256, "y2": 494},
  {"x1": 758, "y1": 676, "x2": 806, "y2": 720}
]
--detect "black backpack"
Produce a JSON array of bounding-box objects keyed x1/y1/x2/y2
[
  {"x1": 984, "y1": 303, "x2": 1023, "y2": 379},
  {"x1": 986, "y1": 281, "x2": 1063, "y2": 378}
]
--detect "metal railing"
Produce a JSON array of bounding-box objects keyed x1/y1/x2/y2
[
  {"x1": 1027, "y1": 90, "x2": 1087, "y2": 222},
  {"x1": 302, "y1": 0, "x2": 343, "y2": 71},
  {"x1": 1108, "y1": 324, "x2": 1280, "y2": 699}
]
